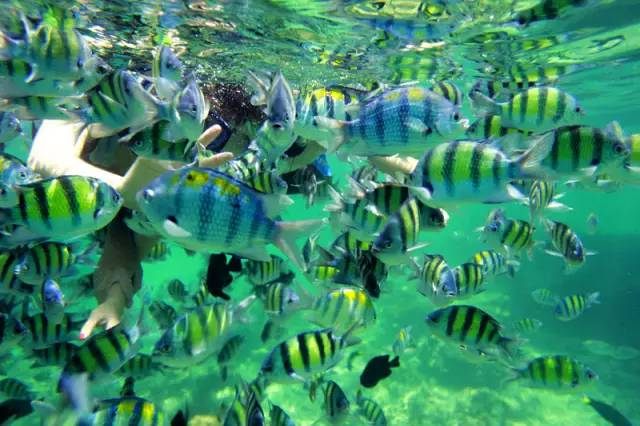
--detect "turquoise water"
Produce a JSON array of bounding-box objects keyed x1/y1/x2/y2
[{"x1": 1, "y1": 0, "x2": 640, "y2": 425}]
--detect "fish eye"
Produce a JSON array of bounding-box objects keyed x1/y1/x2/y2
[
  {"x1": 384, "y1": 240, "x2": 392, "y2": 249},
  {"x1": 76, "y1": 58, "x2": 84, "y2": 68},
  {"x1": 586, "y1": 370, "x2": 595, "y2": 379},
  {"x1": 613, "y1": 143, "x2": 626, "y2": 155},
  {"x1": 575, "y1": 106, "x2": 582, "y2": 113},
  {"x1": 453, "y1": 112, "x2": 460, "y2": 121}
]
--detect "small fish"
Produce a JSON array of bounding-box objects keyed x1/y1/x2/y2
[
  {"x1": 481, "y1": 209, "x2": 535, "y2": 257},
  {"x1": 246, "y1": 255, "x2": 292, "y2": 286},
  {"x1": 425, "y1": 305, "x2": 516, "y2": 358},
  {"x1": 224, "y1": 389, "x2": 265, "y2": 426},
  {"x1": 310, "y1": 287, "x2": 376, "y2": 333},
  {"x1": 356, "y1": 390, "x2": 387, "y2": 426},
  {"x1": 586, "y1": 213, "x2": 598, "y2": 235},
  {"x1": 452, "y1": 263, "x2": 486, "y2": 297},
  {"x1": 260, "y1": 328, "x2": 357, "y2": 382},
  {"x1": 116, "y1": 353, "x2": 160, "y2": 379},
  {"x1": 544, "y1": 219, "x2": 594, "y2": 271},
  {"x1": 260, "y1": 282, "x2": 303, "y2": 317},
  {"x1": 148, "y1": 301, "x2": 177, "y2": 329},
  {"x1": 31, "y1": 342, "x2": 78, "y2": 367},
  {"x1": 128, "y1": 121, "x2": 194, "y2": 162},
  {"x1": 23, "y1": 312, "x2": 81, "y2": 349},
  {"x1": 152, "y1": 45, "x2": 184, "y2": 100},
  {"x1": 0, "y1": 377, "x2": 32, "y2": 399},
  {"x1": 470, "y1": 87, "x2": 584, "y2": 132},
  {"x1": 153, "y1": 303, "x2": 234, "y2": 367},
  {"x1": 0, "y1": 113, "x2": 22, "y2": 143},
  {"x1": 217, "y1": 335, "x2": 245, "y2": 381},
  {"x1": 0, "y1": 251, "x2": 36, "y2": 295},
  {"x1": 0, "y1": 153, "x2": 36, "y2": 189},
  {"x1": 92, "y1": 396, "x2": 165, "y2": 425},
  {"x1": 162, "y1": 79, "x2": 209, "y2": 143},
  {"x1": 469, "y1": 249, "x2": 519, "y2": 278},
  {"x1": 41, "y1": 278, "x2": 65, "y2": 325},
  {"x1": 168, "y1": 278, "x2": 188, "y2": 303},
  {"x1": 554, "y1": 292, "x2": 600, "y2": 321},
  {"x1": 408, "y1": 137, "x2": 553, "y2": 208},
  {"x1": 360, "y1": 354, "x2": 400, "y2": 388},
  {"x1": 392, "y1": 326, "x2": 415, "y2": 357},
  {"x1": 323, "y1": 380, "x2": 350, "y2": 423},
  {"x1": 0, "y1": 175, "x2": 122, "y2": 247},
  {"x1": 78, "y1": 70, "x2": 168, "y2": 139},
  {"x1": 414, "y1": 254, "x2": 457, "y2": 299},
  {"x1": 537, "y1": 123, "x2": 629, "y2": 180},
  {"x1": 14, "y1": 240, "x2": 99, "y2": 284},
  {"x1": 145, "y1": 240, "x2": 170, "y2": 262},
  {"x1": 512, "y1": 318, "x2": 543, "y2": 334},
  {"x1": 270, "y1": 403, "x2": 295, "y2": 426},
  {"x1": 316, "y1": 86, "x2": 463, "y2": 157},
  {"x1": 507, "y1": 355, "x2": 597, "y2": 390},
  {"x1": 136, "y1": 167, "x2": 322, "y2": 270},
  {"x1": 582, "y1": 395, "x2": 633, "y2": 426},
  {"x1": 527, "y1": 180, "x2": 571, "y2": 222},
  {"x1": 531, "y1": 288, "x2": 560, "y2": 307},
  {"x1": 372, "y1": 198, "x2": 448, "y2": 265}
]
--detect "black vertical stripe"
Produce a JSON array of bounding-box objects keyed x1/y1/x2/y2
[
  {"x1": 554, "y1": 355, "x2": 563, "y2": 384},
  {"x1": 459, "y1": 306, "x2": 476, "y2": 342},
  {"x1": 33, "y1": 184, "x2": 51, "y2": 230},
  {"x1": 314, "y1": 331, "x2": 325, "y2": 366},
  {"x1": 279, "y1": 342, "x2": 293, "y2": 375},
  {"x1": 537, "y1": 87, "x2": 547, "y2": 127},
  {"x1": 591, "y1": 129, "x2": 603, "y2": 166},
  {"x1": 487, "y1": 325, "x2": 498, "y2": 343},
  {"x1": 310, "y1": 94, "x2": 318, "y2": 118},
  {"x1": 476, "y1": 312, "x2": 490, "y2": 344},
  {"x1": 470, "y1": 144, "x2": 483, "y2": 190},
  {"x1": 94, "y1": 179, "x2": 104, "y2": 219},
  {"x1": 569, "y1": 126, "x2": 581, "y2": 171},
  {"x1": 553, "y1": 91, "x2": 567, "y2": 124},
  {"x1": 59, "y1": 176, "x2": 81, "y2": 226},
  {"x1": 491, "y1": 153, "x2": 501, "y2": 188},
  {"x1": 421, "y1": 149, "x2": 433, "y2": 189},
  {"x1": 87, "y1": 339, "x2": 111, "y2": 372},
  {"x1": 442, "y1": 142, "x2": 458, "y2": 196},
  {"x1": 373, "y1": 99, "x2": 385, "y2": 146},
  {"x1": 106, "y1": 331, "x2": 126, "y2": 364},
  {"x1": 328, "y1": 332, "x2": 336, "y2": 357},
  {"x1": 325, "y1": 94, "x2": 335, "y2": 119},
  {"x1": 445, "y1": 305, "x2": 458, "y2": 337},
  {"x1": 297, "y1": 334, "x2": 311, "y2": 372}
]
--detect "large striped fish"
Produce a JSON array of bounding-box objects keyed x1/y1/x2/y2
[
  {"x1": 508, "y1": 355, "x2": 597, "y2": 390},
  {"x1": 137, "y1": 167, "x2": 323, "y2": 269}
]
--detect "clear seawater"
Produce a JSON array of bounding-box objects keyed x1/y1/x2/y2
[{"x1": 5, "y1": 0, "x2": 640, "y2": 424}]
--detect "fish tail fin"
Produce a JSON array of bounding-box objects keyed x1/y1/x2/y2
[
  {"x1": 389, "y1": 356, "x2": 400, "y2": 368},
  {"x1": 276, "y1": 219, "x2": 327, "y2": 271},
  {"x1": 498, "y1": 336, "x2": 519, "y2": 359},
  {"x1": 514, "y1": 133, "x2": 555, "y2": 178},
  {"x1": 500, "y1": 367, "x2": 523, "y2": 388},
  {"x1": 506, "y1": 259, "x2": 520, "y2": 278},
  {"x1": 587, "y1": 291, "x2": 601, "y2": 306},
  {"x1": 469, "y1": 91, "x2": 500, "y2": 117}
]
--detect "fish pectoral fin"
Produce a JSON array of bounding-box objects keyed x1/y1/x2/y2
[
  {"x1": 546, "y1": 201, "x2": 572, "y2": 212},
  {"x1": 543, "y1": 249, "x2": 564, "y2": 258},
  {"x1": 406, "y1": 118, "x2": 431, "y2": 135},
  {"x1": 406, "y1": 243, "x2": 429, "y2": 253},
  {"x1": 579, "y1": 165, "x2": 598, "y2": 176},
  {"x1": 162, "y1": 219, "x2": 192, "y2": 238}
]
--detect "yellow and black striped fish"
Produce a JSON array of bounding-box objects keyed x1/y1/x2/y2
[
  {"x1": 323, "y1": 380, "x2": 350, "y2": 422},
  {"x1": 414, "y1": 254, "x2": 457, "y2": 298},
  {"x1": 469, "y1": 249, "x2": 519, "y2": 278},
  {"x1": 465, "y1": 115, "x2": 532, "y2": 140},
  {"x1": 23, "y1": 312, "x2": 81, "y2": 349},
  {"x1": 269, "y1": 404, "x2": 294, "y2": 426},
  {"x1": 31, "y1": 342, "x2": 78, "y2": 367},
  {"x1": 512, "y1": 318, "x2": 543, "y2": 334},
  {"x1": 308, "y1": 264, "x2": 340, "y2": 284},
  {"x1": 217, "y1": 335, "x2": 245, "y2": 381},
  {"x1": 92, "y1": 396, "x2": 165, "y2": 425},
  {"x1": 310, "y1": 287, "x2": 376, "y2": 333},
  {"x1": 167, "y1": 278, "x2": 188, "y2": 303},
  {"x1": 246, "y1": 255, "x2": 291, "y2": 286},
  {"x1": 0, "y1": 250, "x2": 35, "y2": 295},
  {"x1": 244, "y1": 170, "x2": 288, "y2": 195},
  {"x1": 0, "y1": 377, "x2": 32, "y2": 399},
  {"x1": 554, "y1": 292, "x2": 600, "y2": 321},
  {"x1": 543, "y1": 219, "x2": 593, "y2": 270},
  {"x1": 431, "y1": 80, "x2": 463, "y2": 106},
  {"x1": 509, "y1": 355, "x2": 597, "y2": 390},
  {"x1": 15, "y1": 240, "x2": 99, "y2": 284},
  {"x1": 144, "y1": 241, "x2": 170, "y2": 262},
  {"x1": 260, "y1": 328, "x2": 356, "y2": 382},
  {"x1": 452, "y1": 263, "x2": 486, "y2": 297},
  {"x1": 261, "y1": 282, "x2": 302, "y2": 317},
  {"x1": 116, "y1": 354, "x2": 160, "y2": 379},
  {"x1": 330, "y1": 232, "x2": 372, "y2": 258},
  {"x1": 128, "y1": 122, "x2": 194, "y2": 162},
  {"x1": 425, "y1": 305, "x2": 516, "y2": 357},
  {"x1": 224, "y1": 389, "x2": 264, "y2": 426},
  {"x1": 482, "y1": 209, "x2": 535, "y2": 257},
  {"x1": 356, "y1": 390, "x2": 386, "y2": 426},
  {"x1": 148, "y1": 301, "x2": 177, "y2": 329},
  {"x1": 0, "y1": 175, "x2": 122, "y2": 247}
]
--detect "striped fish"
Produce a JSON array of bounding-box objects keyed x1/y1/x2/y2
[
  {"x1": 246, "y1": 255, "x2": 291, "y2": 286},
  {"x1": 31, "y1": 342, "x2": 78, "y2": 367},
  {"x1": 78, "y1": 70, "x2": 167, "y2": 139},
  {"x1": 372, "y1": 197, "x2": 448, "y2": 265},
  {"x1": 295, "y1": 86, "x2": 363, "y2": 143},
  {"x1": 392, "y1": 326, "x2": 415, "y2": 357},
  {"x1": 482, "y1": 209, "x2": 535, "y2": 256},
  {"x1": 469, "y1": 249, "x2": 519, "y2": 278},
  {"x1": 346, "y1": 180, "x2": 412, "y2": 216},
  {"x1": 538, "y1": 123, "x2": 629, "y2": 179},
  {"x1": 260, "y1": 282, "x2": 302, "y2": 317},
  {"x1": 23, "y1": 313, "x2": 81, "y2": 349},
  {"x1": 137, "y1": 167, "x2": 322, "y2": 269},
  {"x1": 531, "y1": 288, "x2": 560, "y2": 306},
  {"x1": 0, "y1": 377, "x2": 32, "y2": 399},
  {"x1": 308, "y1": 264, "x2": 340, "y2": 284},
  {"x1": 0, "y1": 313, "x2": 27, "y2": 351},
  {"x1": 148, "y1": 301, "x2": 177, "y2": 329},
  {"x1": 15, "y1": 241, "x2": 99, "y2": 284},
  {"x1": 219, "y1": 150, "x2": 269, "y2": 183},
  {"x1": 326, "y1": 185, "x2": 388, "y2": 242},
  {"x1": 0, "y1": 95, "x2": 73, "y2": 120},
  {"x1": 310, "y1": 288, "x2": 376, "y2": 333},
  {"x1": 526, "y1": 180, "x2": 570, "y2": 222},
  {"x1": 608, "y1": 133, "x2": 640, "y2": 184},
  {"x1": 408, "y1": 137, "x2": 553, "y2": 208},
  {"x1": 470, "y1": 87, "x2": 584, "y2": 132},
  {"x1": 167, "y1": 279, "x2": 188, "y2": 302},
  {"x1": 554, "y1": 292, "x2": 600, "y2": 321},
  {"x1": 0, "y1": 250, "x2": 35, "y2": 295},
  {"x1": 244, "y1": 170, "x2": 288, "y2": 195},
  {"x1": 512, "y1": 318, "x2": 543, "y2": 334},
  {"x1": 116, "y1": 354, "x2": 161, "y2": 378},
  {"x1": 223, "y1": 389, "x2": 264, "y2": 426},
  {"x1": 316, "y1": 86, "x2": 462, "y2": 157},
  {"x1": 356, "y1": 390, "x2": 387, "y2": 426},
  {"x1": 0, "y1": 175, "x2": 122, "y2": 247},
  {"x1": 466, "y1": 115, "x2": 532, "y2": 140},
  {"x1": 144, "y1": 241, "x2": 170, "y2": 262},
  {"x1": 192, "y1": 280, "x2": 209, "y2": 306},
  {"x1": 269, "y1": 404, "x2": 295, "y2": 426},
  {"x1": 217, "y1": 335, "x2": 244, "y2": 381},
  {"x1": 414, "y1": 254, "x2": 457, "y2": 298},
  {"x1": 323, "y1": 380, "x2": 350, "y2": 422},
  {"x1": 92, "y1": 396, "x2": 164, "y2": 426},
  {"x1": 515, "y1": 0, "x2": 590, "y2": 25},
  {"x1": 330, "y1": 232, "x2": 372, "y2": 258},
  {"x1": 509, "y1": 355, "x2": 597, "y2": 390},
  {"x1": 386, "y1": 54, "x2": 459, "y2": 85},
  {"x1": 425, "y1": 305, "x2": 516, "y2": 357},
  {"x1": 152, "y1": 303, "x2": 234, "y2": 367},
  {"x1": 128, "y1": 121, "x2": 193, "y2": 162},
  {"x1": 543, "y1": 219, "x2": 594, "y2": 271},
  {"x1": 431, "y1": 81, "x2": 463, "y2": 106},
  {"x1": 452, "y1": 263, "x2": 486, "y2": 297},
  {"x1": 260, "y1": 328, "x2": 356, "y2": 382}
]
